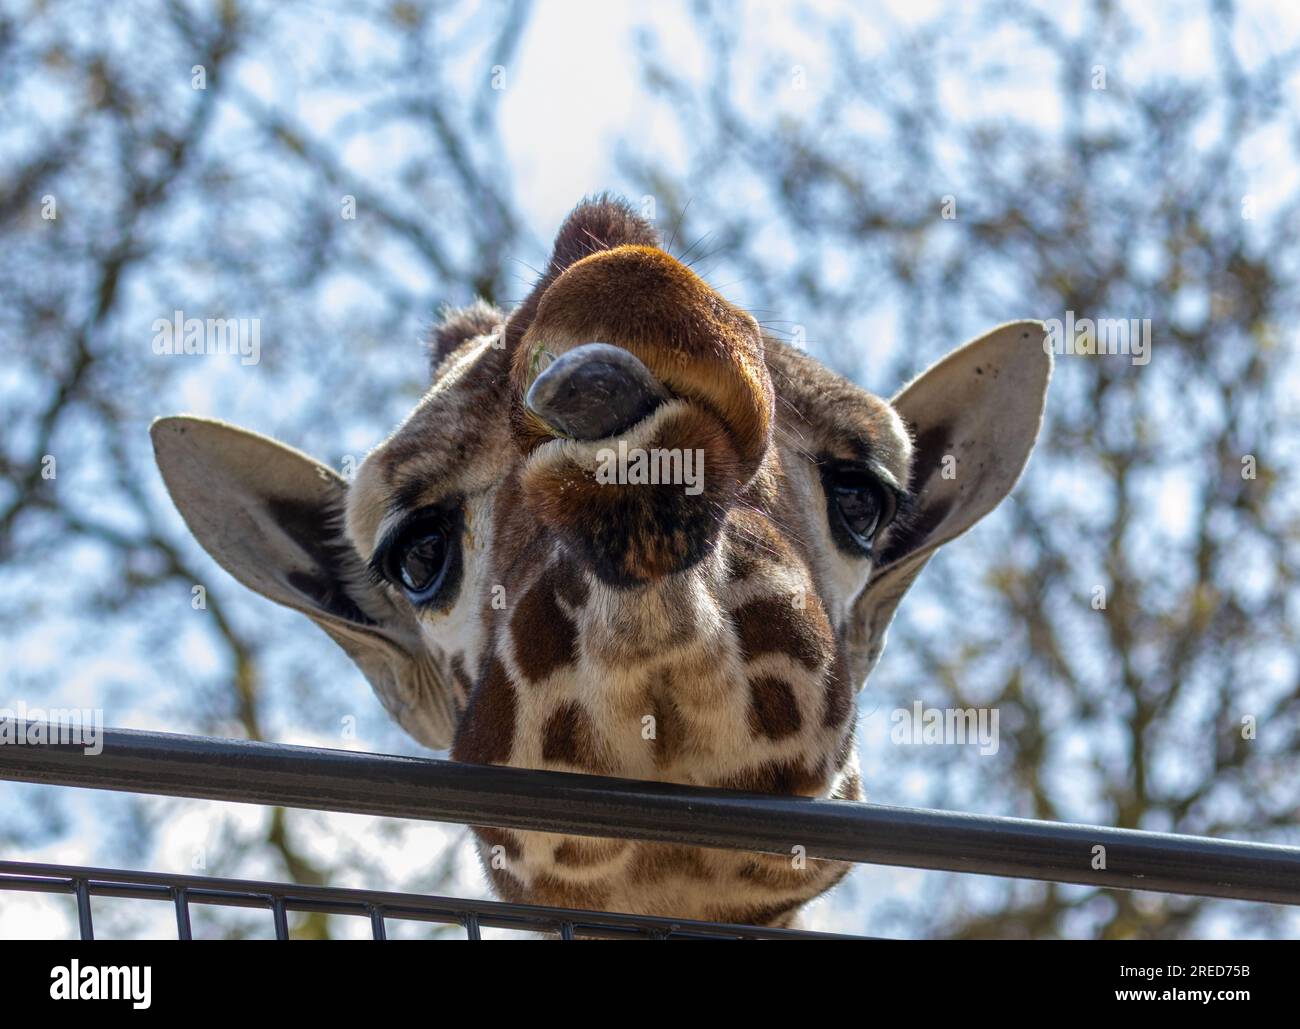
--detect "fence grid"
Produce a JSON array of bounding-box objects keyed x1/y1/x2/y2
[
  {"x1": 2, "y1": 721, "x2": 1299, "y2": 939},
  {"x1": 0, "y1": 859, "x2": 852, "y2": 940}
]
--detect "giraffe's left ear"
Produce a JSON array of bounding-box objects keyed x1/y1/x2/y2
[
  {"x1": 150, "y1": 416, "x2": 457, "y2": 749},
  {"x1": 846, "y1": 321, "x2": 1052, "y2": 685}
]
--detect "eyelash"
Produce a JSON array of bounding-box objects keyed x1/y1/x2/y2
[
  {"x1": 820, "y1": 461, "x2": 902, "y2": 556},
  {"x1": 369, "y1": 504, "x2": 463, "y2": 607}
]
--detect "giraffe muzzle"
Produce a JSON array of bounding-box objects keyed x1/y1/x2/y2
[{"x1": 524, "y1": 342, "x2": 670, "y2": 441}]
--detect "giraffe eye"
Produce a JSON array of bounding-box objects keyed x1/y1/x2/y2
[
  {"x1": 834, "y1": 480, "x2": 882, "y2": 542},
  {"x1": 396, "y1": 532, "x2": 447, "y2": 594},
  {"x1": 373, "y1": 503, "x2": 465, "y2": 609},
  {"x1": 822, "y1": 464, "x2": 896, "y2": 555},
  {"x1": 382, "y1": 520, "x2": 452, "y2": 602}
]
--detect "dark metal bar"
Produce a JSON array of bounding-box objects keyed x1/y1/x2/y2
[
  {"x1": 369, "y1": 905, "x2": 386, "y2": 941},
  {"x1": 3, "y1": 721, "x2": 1299, "y2": 905},
  {"x1": 172, "y1": 887, "x2": 192, "y2": 940},
  {"x1": 0, "y1": 860, "x2": 844, "y2": 940},
  {"x1": 559, "y1": 921, "x2": 575, "y2": 941},
  {"x1": 462, "y1": 912, "x2": 481, "y2": 940},
  {"x1": 271, "y1": 896, "x2": 289, "y2": 940},
  {"x1": 73, "y1": 878, "x2": 94, "y2": 940}
]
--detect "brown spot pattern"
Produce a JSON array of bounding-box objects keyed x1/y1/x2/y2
[
  {"x1": 450, "y1": 654, "x2": 516, "y2": 766},
  {"x1": 732, "y1": 594, "x2": 833, "y2": 671},
  {"x1": 487, "y1": 865, "x2": 528, "y2": 903},
  {"x1": 746, "y1": 675, "x2": 802, "y2": 740},
  {"x1": 511, "y1": 567, "x2": 578, "y2": 683},
  {"x1": 474, "y1": 826, "x2": 523, "y2": 861},
  {"x1": 646, "y1": 674, "x2": 683, "y2": 768},
  {"x1": 553, "y1": 837, "x2": 628, "y2": 867},
  {"x1": 628, "y1": 844, "x2": 713, "y2": 884},
  {"x1": 723, "y1": 510, "x2": 791, "y2": 582},
  {"x1": 738, "y1": 853, "x2": 826, "y2": 890},
  {"x1": 710, "y1": 896, "x2": 806, "y2": 928},
  {"x1": 551, "y1": 558, "x2": 589, "y2": 609},
  {"x1": 542, "y1": 701, "x2": 609, "y2": 772},
  {"x1": 449, "y1": 653, "x2": 474, "y2": 716},
  {"x1": 530, "y1": 873, "x2": 611, "y2": 912},
  {"x1": 822, "y1": 643, "x2": 853, "y2": 728},
  {"x1": 723, "y1": 759, "x2": 826, "y2": 797}
]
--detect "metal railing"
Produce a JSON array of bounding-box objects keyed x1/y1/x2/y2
[
  {"x1": 0, "y1": 859, "x2": 850, "y2": 940},
  {"x1": 2, "y1": 721, "x2": 1299, "y2": 939}
]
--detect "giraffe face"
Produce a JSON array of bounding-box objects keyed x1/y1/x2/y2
[
  {"x1": 341, "y1": 213, "x2": 918, "y2": 755},
  {"x1": 152, "y1": 197, "x2": 1051, "y2": 925}
]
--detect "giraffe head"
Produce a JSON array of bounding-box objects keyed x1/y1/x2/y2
[{"x1": 152, "y1": 196, "x2": 1051, "y2": 768}]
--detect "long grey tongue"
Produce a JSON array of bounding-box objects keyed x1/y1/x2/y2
[{"x1": 525, "y1": 342, "x2": 670, "y2": 440}]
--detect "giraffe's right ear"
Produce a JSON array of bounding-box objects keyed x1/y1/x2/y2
[{"x1": 150, "y1": 416, "x2": 456, "y2": 750}]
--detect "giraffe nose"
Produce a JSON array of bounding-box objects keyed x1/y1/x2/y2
[{"x1": 525, "y1": 342, "x2": 670, "y2": 440}]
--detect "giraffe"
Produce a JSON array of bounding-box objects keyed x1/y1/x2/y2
[{"x1": 151, "y1": 196, "x2": 1051, "y2": 928}]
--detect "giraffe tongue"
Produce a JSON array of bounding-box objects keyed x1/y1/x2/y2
[{"x1": 525, "y1": 342, "x2": 670, "y2": 441}]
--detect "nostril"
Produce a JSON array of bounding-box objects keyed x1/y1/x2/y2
[{"x1": 525, "y1": 342, "x2": 670, "y2": 441}]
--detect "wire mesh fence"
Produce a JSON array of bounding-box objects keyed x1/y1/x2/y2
[
  {"x1": 0, "y1": 859, "x2": 857, "y2": 940},
  {"x1": 2, "y1": 720, "x2": 1298, "y2": 939}
]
